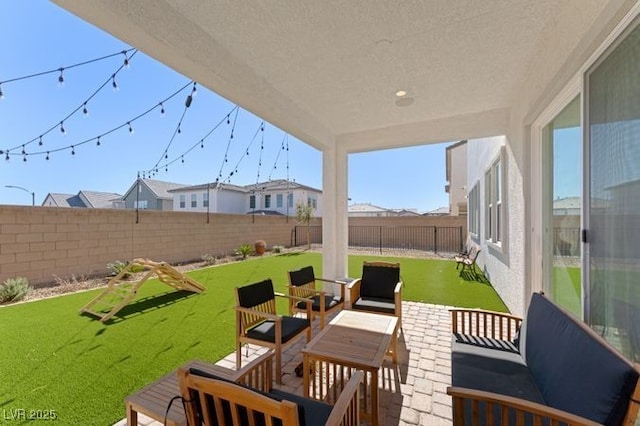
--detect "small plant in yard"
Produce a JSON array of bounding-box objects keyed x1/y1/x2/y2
[
  {"x1": 201, "y1": 253, "x2": 216, "y2": 266},
  {"x1": 235, "y1": 243, "x2": 253, "y2": 260},
  {"x1": 272, "y1": 245, "x2": 284, "y2": 254},
  {"x1": 107, "y1": 260, "x2": 129, "y2": 277},
  {"x1": 254, "y1": 240, "x2": 267, "y2": 255},
  {"x1": 0, "y1": 277, "x2": 32, "y2": 304}
]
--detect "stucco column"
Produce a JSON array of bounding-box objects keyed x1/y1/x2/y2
[{"x1": 322, "y1": 145, "x2": 349, "y2": 296}]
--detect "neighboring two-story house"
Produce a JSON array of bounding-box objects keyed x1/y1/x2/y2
[
  {"x1": 121, "y1": 178, "x2": 188, "y2": 211},
  {"x1": 244, "y1": 179, "x2": 322, "y2": 216},
  {"x1": 167, "y1": 182, "x2": 246, "y2": 213},
  {"x1": 445, "y1": 140, "x2": 468, "y2": 216}
]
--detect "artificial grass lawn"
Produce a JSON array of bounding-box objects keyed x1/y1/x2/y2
[{"x1": 0, "y1": 252, "x2": 506, "y2": 425}]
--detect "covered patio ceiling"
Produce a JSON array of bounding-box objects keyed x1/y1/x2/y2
[{"x1": 53, "y1": 0, "x2": 613, "y2": 153}]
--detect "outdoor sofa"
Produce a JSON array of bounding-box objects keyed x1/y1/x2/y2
[{"x1": 447, "y1": 292, "x2": 640, "y2": 425}]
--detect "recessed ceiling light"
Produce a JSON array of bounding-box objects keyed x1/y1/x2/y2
[{"x1": 395, "y1": 90, "x2": 407, "y2": 97}]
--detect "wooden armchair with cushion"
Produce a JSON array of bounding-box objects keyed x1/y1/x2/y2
[
  {"x1": 178, "y1": 351, "x2": 363, "y2": 426},
  {"x1": 348, "y1": 261, "x2": 402, "y2": 329},
  {"x1": 236, "y1": 279, "x2": 312, "y2": 384},
  {"x1": 287, "y1": 266, "x2": 347, "y2": 329}
]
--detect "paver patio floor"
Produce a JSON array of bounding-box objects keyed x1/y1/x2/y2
[{"x1": 115, "y1": 301, "x2": 453, "y2": 425}]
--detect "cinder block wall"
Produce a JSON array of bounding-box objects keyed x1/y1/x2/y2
[
  {"x1": 0, "y1": 206, "x2": 296, "y2": 286},
  {"x1": 0, "y1": 206, "x2": 467, "y2": 286}
]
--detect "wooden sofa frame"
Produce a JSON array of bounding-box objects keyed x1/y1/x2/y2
[
  {"x1": 178, "y1": 351, "x2": 363, "y2": 426},
  {"x1": 448, "y1": 307, "x2": 640, "y2": 425}
]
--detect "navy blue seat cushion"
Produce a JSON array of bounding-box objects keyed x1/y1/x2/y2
[
  {"x1": 246, "y1": 316, "x2": 310, "y2": 343},
  {"x1": 269, "y1": 389, "x2": 333, "y2": 426},
  {"x1": 360, "y1": 265, "x2": 399, "y2": 300},
  {"x1": 289, "y1": 266, "x2": 315, "y2": 287},
  {"x1": 524, "y1": 293, "x2": 639, "y2": 426},
  {"x1": 351, "y1": 296, "x2": 396, "y2": 315},
  {"x1": 451, "y1": 338, "x2": 544, "y2": 403},
  {"x1": 296, "y1": 295, "x2": 341, "y2": 311}
]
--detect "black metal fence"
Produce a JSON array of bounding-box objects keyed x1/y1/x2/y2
[{"x1": 292, "y1": 225, "x2": 464, "y2": 256}]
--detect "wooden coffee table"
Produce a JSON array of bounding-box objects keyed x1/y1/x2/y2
[
  {"x1": 302, "y1": 310, "x2": 398, "y2": 426},
  {"x1": 125, "y1": 360, "x2": 235, "y2": 426}
]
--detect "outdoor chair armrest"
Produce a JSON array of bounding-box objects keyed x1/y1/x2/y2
[
  {"x1": 447, "y1": 386, "x2": 601, "y2": 426},
  {"x1": 316, "y1": 277, "x2": 350, "y2": 286},
  {"x1": 232, "y1": 350, "x2": 275, "y2": 392},
  {"x1": 235, "y1": 305, "x2": 282, "y2": 322},
  {"x1": 325, "y1": 370, "x2": 364, "y2": 426},
  {"x1": 347, "y1": 278, "x2": 362, "y2": 307},
  {"x1": 394, "y1": 281, "x2": 402, "y2": 295},
  {"x1": 449, "y1": 308, "x2": 522, "y2": 341},
  {"x1": 285, "y1": 286, "x2": 326, "y2": 297},
  {"x1": 275, "y1": 292, "x2": 313, "y2": 318}
]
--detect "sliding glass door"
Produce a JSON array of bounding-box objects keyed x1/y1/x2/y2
[
  {"x1": 542, "y1": 97, "x2": 582, "y2": 317},
  {"x1": 585, "y1": 18, "x2": 640, "y2": 362}
]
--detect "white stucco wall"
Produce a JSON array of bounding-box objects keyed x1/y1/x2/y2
[
  {"x1": 450, "y1": 144, "x2": 468, "y2": 216},
  {"x1": 467, "y1": 136, "x2": 526, "y2": 315}
]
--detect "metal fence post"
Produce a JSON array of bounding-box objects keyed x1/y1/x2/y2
[{"x1": 434, "y1": 225, "x2": 438, "y2": 254}]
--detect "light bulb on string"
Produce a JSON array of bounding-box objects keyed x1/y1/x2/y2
[
  {"x1": 227, "y1": 116, "x2": 230, "y2": 125},
  {"x1": 200, "y1": 140, "x2": 204, "y2": 148},
  {"x1": 128, "y1": 122, "x2": 134, "y2": 134},
  {"x1": 96, "y1": 136, "x2": 101, "y2": 146},
  {"x1": 57, "y1": 68, "x2": 64, "y2": 86},
  {"x1": 230, "y1": 132, "x2": 234, "y2": 139},
  {"x1": 23, "y1": 154, "x2": 27, "y2": 162},
  {"x1": 38, "y1": 136, "x2": 43, "y2": 146},
  {"x1": 46, "y1": 152, "x2": 50, "y2": 161},
  {"x1": 185, "y1": 94, "x2": 192, "y2": 108},
  {"x1": 181, "y1": 156, "x2": 184, "y2": 164},
  {"x1": 60, "y1": 121, "x2": 66, "y2": 134},
  {"x1": 191, "y1": 82, "x2": 197, "y2": 97},
  {"x1": 111, "y1": 74, "x2": 118, "y2": 91},
  {"x1": 83, "y1": 103, "x2": 89, "y2": 116},
  {"x1": 5, "y1": 150, "x2": 9, "y2": 161},
  {"x1": 159, "y1": 102, "x2": 165, "y2": 116},
  {"x1": 122, "y1": 50, "x2": 130, "y2": 68},
  {"x1": 165, "y1": 166, "x2": 168, "y2": 172},
  {"x1": 71, "y1": 146, "x2": 75, "y2": 156},
  {"x1": 177, "y1": 125, "x2": 181, "y2": 134},
  {"x1": 165, "y1": 153, "x2": 168, "y2": 159},
  {"x1": 21, "y1": 145, "x2": 26, "y2": 155},
  {"x1": 0, "y1": 84, "x2": 4, "y2": 99}
]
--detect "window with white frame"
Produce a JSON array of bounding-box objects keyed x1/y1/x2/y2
[
  {"x1": 191, "y1": 193, "x2": 197, "y2": 208},
  {"x1": 264, "y1": 194, "x2": 271, "y2": 208},
  {"x1": 276, "y1": 193, "x2": 283, "y2": 208},
  {"x1": 287, "y1": 193, "x2": 293, "y2": 208},
  {"x1": 468, "y1": 183, "x2": 480, "y2": 236},
  {"x1": 134, "y1": 200, "x2": 148, "y2": 209},
  {"x1": 203, "y1": 192, "x2": 209, "y2": 208},
  {"x1": 179, "y1": 194, "x2": 186, "y2": 209},
  {"x1": 485, "y1": 148, "x2": 505, "y2": 244},
  {"x1": 249, "y1": 195, "x2": 256, "y2": 209}
]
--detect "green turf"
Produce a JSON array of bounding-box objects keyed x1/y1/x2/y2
[{"x1": 0, "y1": 252, "x2": 506, "y2": 425}]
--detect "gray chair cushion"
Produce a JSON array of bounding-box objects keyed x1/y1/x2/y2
[
  {"x1": 246, "y1": 316, "x2": 310, "y2": 344},
  {"x1": 351, "y1": 296, "x2": 396, "y2": 315},
  {"x1": 524, "y1": 293, "x2": 639, "y2": 426}
]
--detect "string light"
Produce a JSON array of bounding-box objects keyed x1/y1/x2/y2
[
  {"x1": 21, "y1": 145, "x2": 25, "y2": 155},
  {"x1": 111, "y1": 74, "x2": 118, "y2": 91},
  {"x1": 46, "y1": 152, "x2": 49, "y2": 160},
  {"x1": 128, "y1": 122, "x2": 134, "y2": 134},
  {"x1": 71, "y1": 146, "x2": 75, "y2": 156},
  {"x1": 83, "y1": 103, "x2": 89, "y2": 116},
  {"x1": 0, "y1": 83, "x2": 4, "y2": 99},
  {"x1": 60, "y1": 121, "x2": 66, "y2": 134},
  {"x1": 96, "y1": 136, "x2": 101, "y2": 146},
  {"x1": 5, "y1": 150, "x2": 9, "y2": 161},
  {"x1": 191, "y1": 82, "x2": 197, "y2": 97},
  {"x1": 38, "y1": 136, "x2": 43, "y2": 146},
  {"x1": 159, "y1": 102, "x2": 165, "y2": 116},
  {"x1": 57, "y1": 68, "x2": 64, "y2": 86},
  {"x1": 122, "y1": 50, "x2": 130, "y2": 68}
]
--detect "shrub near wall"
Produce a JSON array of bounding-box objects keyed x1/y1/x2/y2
[{"x1": 0, "y1": 206, "x2": 296, "y2": 286}]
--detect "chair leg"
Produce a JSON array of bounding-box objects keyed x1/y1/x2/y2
[
  {"x1": 275, "y1": 348, "x2": 282, "y2": 385},
  {"x1": 236, "y1": 340, "x2": 242, "y2": 369}
]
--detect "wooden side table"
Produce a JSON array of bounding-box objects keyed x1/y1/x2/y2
[
  {"x1": 302, "y1": 310, "x2": 398, "y2": 426},
  {"x1": 125, "y1": 360, "x2": 235, "y2": 426}
]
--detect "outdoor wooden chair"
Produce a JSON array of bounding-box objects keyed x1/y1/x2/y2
[
  {"x1": 348, "y1": 261, "x2": 402, "y2": 329},
  {"x1": 287, "y1": 266, "x2": 347, "y2": 329},
  {"x1": 454, "y1": 245, "x2": 480, "y2": 276},
  {"x1": 235, "y1": 279, "x2": 312, "y2": 384}
]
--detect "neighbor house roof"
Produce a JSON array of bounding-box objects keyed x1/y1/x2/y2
[
  {"x1": 43, "y1": 191, "x2": 122, "y2": 208},
  {"x1": 79, "y1": 190, "x2": 122, "y2": 208},
  {"x1": 348, "y1": 203, "x2": 390, "y2": 213},
  {"x1": 168, "y1": 182, "x2": 247, "y2": 193},
  {"x1": 122, "y1": 179, "x2": 189, "y2": 201},
  {"x1": 245, "y1": 179, "x2": 321, "y2": 193},
  {"x1": 423, "y1": 206, "x2": 450, "y2": 216}
]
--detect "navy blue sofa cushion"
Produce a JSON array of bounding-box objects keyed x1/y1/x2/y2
[{"x1": 524, "y1": 293, "x2": 639, "y2": 426}]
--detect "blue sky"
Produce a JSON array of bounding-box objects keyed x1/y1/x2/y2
[{"x1": 0, "y1": 1, "x2": 450, "y2": 212}]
